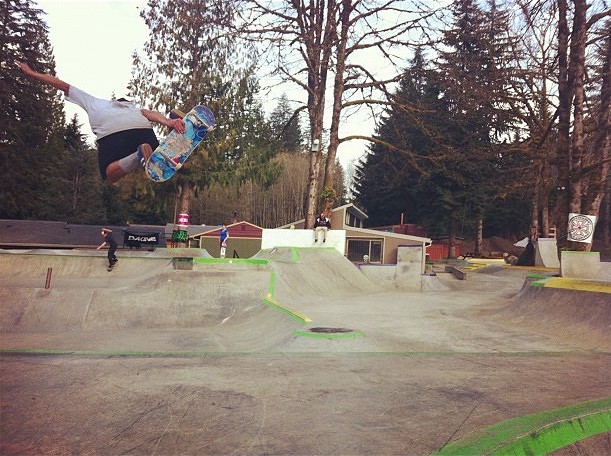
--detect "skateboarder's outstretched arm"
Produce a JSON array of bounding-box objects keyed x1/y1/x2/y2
[
  {"x1": 17, "y1": 61, "x2": 185, "y2": 132},
  {"x1": 16, "y1": 61, "x2": 69, "y2": 94},
  {"x1": 141, "y1": 109, "x2": 185, "y2": 134}
]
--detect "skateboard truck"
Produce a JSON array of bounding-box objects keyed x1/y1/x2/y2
[{"x1": 157, "y1": 151, "x2": 182, "y2": 170}]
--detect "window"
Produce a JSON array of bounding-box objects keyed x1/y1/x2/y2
[{"x1": 346, "y1": 239, "x2": 382, "y2": 263}]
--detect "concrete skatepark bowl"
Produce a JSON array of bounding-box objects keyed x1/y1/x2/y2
[{"x1": 0, "y1": 247, "x2": 609, "y2": 455}]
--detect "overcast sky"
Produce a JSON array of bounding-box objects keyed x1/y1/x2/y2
[
  {"x1": 39, "y1": 0, "x2": 148, "y2": 134},
  {"x1": 38, "y1": 0, "x2": 366, "y2": 177}
]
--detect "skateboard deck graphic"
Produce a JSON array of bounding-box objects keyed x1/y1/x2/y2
[{"x1": 145, "y1": 105, "x2": 215, "y2": 182}]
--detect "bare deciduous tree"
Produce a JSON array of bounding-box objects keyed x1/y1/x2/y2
[
  {"x1": 229, "y1": 0, "x2": 440, "y2": 227},
  {"x1": 555, "y1": 0, "x2": 610, "y2": 250}
]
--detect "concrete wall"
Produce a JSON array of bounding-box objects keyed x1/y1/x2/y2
[
  {"x1": 561, "y1": 251, "x2": 602, "y2": 279},
  {"x1": 359, "y1": 245, "x2": 425, "y2": 291},
  {"x1": 395, "y1": 245, "x2": 425, "y2": 288},
  {"x1": 261, "y1": 229, "x2": 346, "y2": 254},
  {"x1": 358, "y1": 264, "x2": 397, "y2": 288}
]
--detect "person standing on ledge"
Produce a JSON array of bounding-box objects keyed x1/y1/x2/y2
[{"x1": 16, "y1": 61, "x2": 185, "y2": 184}]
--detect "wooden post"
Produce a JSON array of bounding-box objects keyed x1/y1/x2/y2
[{"x1": 44, "y1": 267, "x2": 52, "y2": 290}]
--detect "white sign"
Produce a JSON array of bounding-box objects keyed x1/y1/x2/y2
[{"x1": 567, "y1": 213, "x2": 597, "y2": 243}]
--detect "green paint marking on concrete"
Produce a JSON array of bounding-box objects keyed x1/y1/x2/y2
[
  {"x1": 526, "y1": 273, "x2": 552, "y2": 280},
  {"x1": 291, "y1": 246, "x2": 300, "y2": 261},
  {"x1": 544, "y1": 277, "x2": 611, "y2": 294},
  {"x1": 261, "y1": 296, "x2": 311, "y2": 324},
  {"x1": 259, "y1": 268, "x2": 310, "y2": 324},
  {"x1": 267, "y1": 270, "x2": 278, "y2": 297},
  {"x1": 2, "y1": 349, "x2": 609, "y2": 358},
  {"x1": 563, "y1": 251, "x2": 600, "y2": 255},
  {"x1": 431, "y1": 397, "x2": 611, "y2": 456},
  {"x1": 294, "y1": 330, "x2": 364, "y2": 339},
  {"x1": 192, "y1": 258, "x2": 268, "y2": 265},
  {"x1": 262, "y1": 247, "x2": 302, "y2": 262},
  {"x1": 530, "y1": 280, "x2": 548, "y2": 287}
]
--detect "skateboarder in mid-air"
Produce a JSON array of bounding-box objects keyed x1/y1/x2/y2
[
  {"x1": 97, "y1": 228, "x2": 118, "y2": 271},
  {"x1": 16, "y1": 61, "x2": 186, "y2": 184}
]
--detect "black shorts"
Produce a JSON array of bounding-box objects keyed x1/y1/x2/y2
[{"x1": 96, "y1": 128, "x2": 159, "y2": 180}]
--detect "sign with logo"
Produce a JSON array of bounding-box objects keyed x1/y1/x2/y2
[
  {"x1": 177, "y1": 213, "x2": 189, "y2": 227},
  {"x1": 567, "y1": 213, "x2": 597, "y2": 243},
  {"x1": 172, "y1": 229, "x2": 188, "y2": 243},
  {"x1": 123, "y1": 231, "x2": 160, "y2": 248}
]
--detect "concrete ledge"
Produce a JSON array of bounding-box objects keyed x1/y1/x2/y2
[
  {"x1": 445, "y1": 266, "x2": 468, "y2": 280},
  {"x1": 561, "y1": 250, "x2": 602, "y2": 279},
  {"x1": 172, "y1": 257, "x2": 193, "y2": 270},
  {"x1": 261, "y1": 229, "x2": 346, "y2": 254}
]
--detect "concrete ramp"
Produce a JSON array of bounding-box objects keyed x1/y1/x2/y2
[
  {"x1": 0, "y1": 251, "x2": 173, "y2": 285},
  {"x1": 535, "y1": 238, "x2": 560, "y2": 268},
  {"x1": 0, "y1": 252, "x2": 301, "y2": 351},
  {"x1": 256, "y1": 247, "x2": 381, "y2": 299},
  {"x1": 500, "y1": 278, "x2": 611, "y2": 336}
]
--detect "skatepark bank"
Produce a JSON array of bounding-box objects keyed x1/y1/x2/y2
[{"x1": 0, "y1": 248, "x2": 609, "y2": 455}]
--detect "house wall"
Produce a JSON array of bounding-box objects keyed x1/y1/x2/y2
[
  {"x1": 344, "y1": 229, "x2": 405, "y2": 264},
  {"x1": 330, "y1": 210, "x2": 344, "y2": 230},
  {"x1": 194, "y1": 222, "x2": 264, "y2": 258},
  {"x1": 199, "y1": 237, "x2": 261, "y2": 258}
]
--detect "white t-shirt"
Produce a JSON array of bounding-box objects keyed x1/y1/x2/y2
[{"x1": 66, "y1": 86, "x2": 152, "y2": 140}]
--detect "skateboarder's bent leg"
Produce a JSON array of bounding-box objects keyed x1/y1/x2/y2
[
  {"x1": 106, "y1": 144, "x2": 154, "y2": 183},
  {"x1": 97, "y1": 129, "x2": 159, "y2": 184}
]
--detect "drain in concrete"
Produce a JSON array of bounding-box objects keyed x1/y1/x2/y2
[{"x1": 309, "y1": 327, "x2": 354, "y2": 333}]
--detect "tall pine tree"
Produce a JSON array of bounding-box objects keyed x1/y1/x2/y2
[
  {"x1": 269, "y1": 93, "x2": 304, "y2": 154},
  {"x1": 0, "y1": 0, "x2": 65, "y2": 219},
  {"x1": 128, "y1": 0, "x2": 278, "y2": 222}
]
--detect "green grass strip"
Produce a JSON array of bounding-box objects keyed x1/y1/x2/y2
[{"x1": 432, "y1": 397, "x2": 611, "y2": 456}]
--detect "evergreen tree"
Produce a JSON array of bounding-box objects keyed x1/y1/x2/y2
[
  {"x1": 61, "y1": 116, "x2": 106, "y2": 223},
  {"x1": 128, "y1": 0, "x2": 278, "y2": 221},
  {"x1": 353, "y1": 49, "x2": 446, "y2": 228},
  {"x1": 355, "y1": 2, "x2": 523, "y2": 241},
  {"x1": 0, "y1": 0, "x2": 65, "y2": 219},
  {"x1": 430, "y1": 0, "x2": 515, "y2": 238},
  {"x1": 269, "y1": 93, "x2": 304, "y2": 153}
]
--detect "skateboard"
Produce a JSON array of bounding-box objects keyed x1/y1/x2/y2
[{"x1": 145, "y1": 105, "x2": 215, "y2": 182}]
